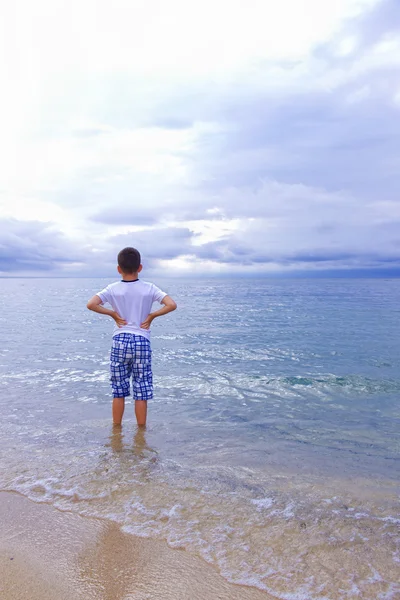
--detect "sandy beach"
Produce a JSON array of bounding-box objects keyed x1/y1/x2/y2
[{"x1": 0, "y1": 491, "x2": 273, "y2": 600}]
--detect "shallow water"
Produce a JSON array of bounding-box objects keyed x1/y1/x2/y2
[{"x1": 0, "y1": 278, "x2": 399, "y2": 599}]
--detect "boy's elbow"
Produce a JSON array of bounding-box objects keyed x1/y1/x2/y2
[
  {"x1": 87, "y1": 299, "x2": 96, "y2": 310},
  {"x1": 163, "y1": 297, "x2": 177, "y2": 311},
  {"x1": 87, "y1": 295, "x2": 102, "y2": 311}
]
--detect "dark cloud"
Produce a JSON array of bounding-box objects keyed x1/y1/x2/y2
[
  {"x1": 0, "y1": 219, "x2": 85, "y2": 273},
  {"x1": 108, "y1": 227, "x2": 196, "y2": 261},
  {"x1": 185, "y1": 213, "x2": 400, "y2": 271},
  {"x1": 190, "y1": 72, "x2": 400, "y2": 201},
  {"x1": 91, "y1": 207, "x2": 158, "y2": 226},
  {"x1": 346, "y1": 0, "x2": 400, "y2": 50},
  {"x1": 152, "y1": 117, "x2": 194, "y2": 130}
]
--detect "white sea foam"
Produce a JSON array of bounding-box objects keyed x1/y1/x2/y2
[
  {"x1": 251, "y1": 497, "x2": 274, "y2": 510},
  {"x1": 3, "y1": 451, "x2": 399, "y2": 600}
]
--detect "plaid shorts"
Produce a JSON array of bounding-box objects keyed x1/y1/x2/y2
[{"x1": 110, "y1": 333, "x2": 153, "y2": 400}]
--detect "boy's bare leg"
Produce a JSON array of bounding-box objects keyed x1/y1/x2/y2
[
  {"x1": 112, "y1": 397, "x2": 125, "y2": 425},
  {"x1": 135, "y1": 400, "x2": 147, "y2": 427}
]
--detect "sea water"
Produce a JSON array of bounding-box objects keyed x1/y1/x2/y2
[{"x1": 0, "y1": 277, "x2": 399, "y2": 599}]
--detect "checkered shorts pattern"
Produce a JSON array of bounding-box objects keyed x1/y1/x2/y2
[{"x1": 110, "y1": 333, "x2": 153, "y2": 400}]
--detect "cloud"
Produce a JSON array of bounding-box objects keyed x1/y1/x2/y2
[
  {"x1": 0, "y1": 0, "x2": 399, "y2": 276},
  {"x1": 0, "y1": 219, "x2": 85, "y2": 273},
  {"x1": 108, "y1": 227, "x2": 196, "y2": 261},
  {"x1": 344, "y1": 0, "x2": 400, "y2": 49},
  {"x1": 91, "y1": 207, "x2": 158, "y2": 226}
]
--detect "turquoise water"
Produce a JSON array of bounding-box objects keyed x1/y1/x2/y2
[{"x1": 0, "y1": 278, "x2": 399, "y2": 599}]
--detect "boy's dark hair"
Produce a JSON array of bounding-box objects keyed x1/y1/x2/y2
[{"x1": 118, "y1": 247, "x2": 141, "y2": 273}]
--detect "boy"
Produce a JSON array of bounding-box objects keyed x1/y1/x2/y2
[{"x1": 87, "y1": 247, "x2": 177, "y2": 427}]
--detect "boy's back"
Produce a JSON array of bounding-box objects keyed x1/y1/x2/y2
[{"x1": 97, "y1": 280, "x2": 166, "y2": 340}]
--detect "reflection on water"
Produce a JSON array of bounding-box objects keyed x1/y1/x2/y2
[
  {"x1": 108, "y1": 425, "x2": 124, "y2": 453},
  {"x1": 96, "y1": 426, "x2": 160, "y2": 490}
]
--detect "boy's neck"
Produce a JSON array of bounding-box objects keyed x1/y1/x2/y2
[{"x1": 120, "y1": 272, "x2": 139, "y2": 281}]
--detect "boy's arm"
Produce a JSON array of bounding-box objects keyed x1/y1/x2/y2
[
  {"x1": 140, "y1": 296, "x2": 177, "y2": 330},
  {"x1": 86, "y1": 295, "x2": 127, "y2": 328}
]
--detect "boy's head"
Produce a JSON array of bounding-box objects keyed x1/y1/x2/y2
[{"x1": 117, "y1": 247, "x2": 142, "y2": 275}]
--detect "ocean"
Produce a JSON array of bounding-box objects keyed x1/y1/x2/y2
[{"x1": 0, "y1": 277, "x2": 399, "y2": 599}]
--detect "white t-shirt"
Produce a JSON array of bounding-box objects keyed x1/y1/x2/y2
[{"x1": 96, "y1": 279, "x2": 167, "y2": 340}]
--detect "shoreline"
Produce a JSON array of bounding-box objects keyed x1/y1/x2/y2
[{"x1": 0, "y1": 491, "x2": 273, "y2": 600}]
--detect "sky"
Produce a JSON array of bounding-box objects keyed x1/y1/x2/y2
[{"x1": 0, "y1": 0, "x2": 399, "y2": 277}]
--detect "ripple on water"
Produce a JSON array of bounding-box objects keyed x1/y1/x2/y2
[{"x1": 1, "y1": 278, "x2": 400, "y2": 599}]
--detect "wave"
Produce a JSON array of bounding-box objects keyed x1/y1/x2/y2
[{"x1": 2, "y1": 453, "x2": 399, "y2": 600}]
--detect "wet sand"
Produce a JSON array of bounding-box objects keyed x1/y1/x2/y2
[{"x1": 0, "y1": 491, "x2": 272, "y2": 600}]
